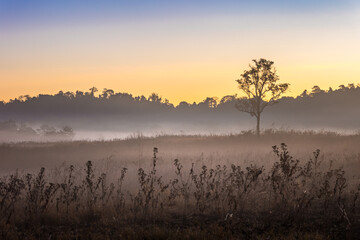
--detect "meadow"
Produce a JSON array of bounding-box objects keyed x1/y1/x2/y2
[{"x1": 0, "y1": 130, "x2": 359, "y2": 239}]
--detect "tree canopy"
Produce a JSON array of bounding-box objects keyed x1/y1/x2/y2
[{"x1": 236, "y1": 58, "x2": 289, "y2": 135}]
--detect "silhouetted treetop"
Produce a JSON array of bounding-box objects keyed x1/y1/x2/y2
[{"x1": 235, "y1": 58, "x2": 290, "y2": 135}]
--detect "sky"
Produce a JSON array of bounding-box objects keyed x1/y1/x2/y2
[{"x1": 1, "y1": 0, "x2": 360, "y2": 104}]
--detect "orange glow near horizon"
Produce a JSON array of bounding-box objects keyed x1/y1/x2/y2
[
  {"x1": 1, "y1": 61, "x2": 359, "y2": 105},
  {"x1": 1, "y1": 11, "x2": 359, "y2": 105}
]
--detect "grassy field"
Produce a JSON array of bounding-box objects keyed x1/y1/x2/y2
[{"x1": 0, "y1": 131, "x2": 359, "y2": 239}]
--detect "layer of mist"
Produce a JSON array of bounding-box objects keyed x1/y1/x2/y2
[{"x1": 0, "y1": 84, "x2": 359, "y2": 141}]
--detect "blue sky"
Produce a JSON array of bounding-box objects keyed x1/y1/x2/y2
[{"x1": 1, "y1": 0, "x2": 358, "y2": 29}]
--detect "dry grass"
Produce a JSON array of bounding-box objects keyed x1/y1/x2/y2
[{"x1": 0, "y1": 131, "x2": 359, "y2": 239}]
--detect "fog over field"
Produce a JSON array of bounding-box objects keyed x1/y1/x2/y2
[
  {"x1": 0, "y1": 130, "x2": 360, "y2": 239},
  {"x1": 1, "y1": 86, "x2": 359, "y2": 239},
  {"x1": 0, "y1": 132, "x2": 359, "y2": 173},
  {"x1": 0, "y1": 84, "x2": 359, "y2": 141}
]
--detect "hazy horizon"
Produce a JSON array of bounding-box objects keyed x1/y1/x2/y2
[{"x1": 0, "y1": 84, "x2": 359, "y2": 141}]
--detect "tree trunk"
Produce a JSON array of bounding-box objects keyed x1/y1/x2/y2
[{"x1": 256, "y1": 114, "x2": 260, "y2": 135}]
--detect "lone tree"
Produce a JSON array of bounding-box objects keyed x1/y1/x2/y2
[{"x1": 236, "y1": 58, "x2": 289, "y2": 135}]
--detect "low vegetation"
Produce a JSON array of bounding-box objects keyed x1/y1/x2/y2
[{"x1": 0, "y1": 143, "x2": 359, "y2": 239}]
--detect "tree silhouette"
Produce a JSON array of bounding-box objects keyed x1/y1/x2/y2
[
  {"x1": 203, "y1": 97, "x2": 218, "y2": 108},
  {"x1": 339, "y1": 85, "x2": 346, "y2": 91},
  {"x1": 311, "y1": 85, "x2": 325, "y2": 96},
  {"x1": 102, "y1": 88, "x2": 114, "y2": 99},
  {"x1": 348, "y1": 83, "x2": 355, "y2": 89},
  {"x1": 220, "y1": 95, "x2": 237, "y2": 104},
  {"x1": 148, "y1": 93, "x2": 162, "y2": 103},
  {"x1": 300, "y1": 90, "x2": 308, "y2": 98},
  {"x1": 235, "y1": 58, "x2": 289, "y2": 135},
  {"x1": 1, "y1": 83, "x2": 360, "y2": 134},
  {"x1": 88, "y1": 87, "x2": 98, "y2": 97}
]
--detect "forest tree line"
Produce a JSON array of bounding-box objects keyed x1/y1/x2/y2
[
  {"x1": 1, "y1": 83, "x2": 359, "y2": 112},
  {"x1": 0, "y1": 83, "x2": 359, "y2": 133}
]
